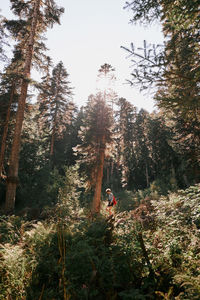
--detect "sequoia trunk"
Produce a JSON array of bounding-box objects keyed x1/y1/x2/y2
[{"x1": 92, "y1": 135, "x2": 105, "y2": 214}]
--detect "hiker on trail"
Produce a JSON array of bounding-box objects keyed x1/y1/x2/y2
[{"x1": 106, "y1": 188, "x2": 116, "y2": 216}]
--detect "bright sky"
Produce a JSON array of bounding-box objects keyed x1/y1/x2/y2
[{"x1": 1, "y1": 0, "x2": 164, "y2": 112}]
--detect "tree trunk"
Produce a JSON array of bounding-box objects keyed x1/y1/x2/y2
[
  {"x1": 92, "y1": 136, "x2": 105, "y2": 214},
  {"x1": 145, "y1": 162, "x2": 149, "y2": 187},
  {"x1": 5, "y1": 0, "x2": 41, "y2": 213},
  {"x1": 183, "y1": 173, "x2": 189, "y2": 187},
  {"x1": 0, "y1": 82, "x2": 15, "y2": 178},
  {"x1": 50, "y1": 125, "x2": 56, "y2": 157},
  {"x1": 106, "y1": 164, "x2": 109, "y2": 185},
  {"x1": 50, "y1": 120, "x2": 57, "y2": 169},
  {"x1": 50, "y1": 73, "x2": 60, "y2": 165}
]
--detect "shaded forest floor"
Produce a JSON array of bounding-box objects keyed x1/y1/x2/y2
[{"x1": 0, "y1": 184, "x2": 200, "y2": 299}]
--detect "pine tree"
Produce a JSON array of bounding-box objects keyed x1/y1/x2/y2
[
  {"x1": 97, "y1": 64, "x2": 117, "y2": 187},
  {"x1": 147, "y1": 113, "x2": 179, "y2": 188},
  {"x1": 116, "y1": 98, "x2": 137, "y2": 187},
  {"x1": 0, "y1": 49, "x2": 24, "y2": 178},
  {"x1": 36, "y1": 56, "x2": 53, "y2": 157},
  {"x1": 49, "y1": 62, "x2": 74, "y2": 163},
  {"x1": 5, "y1": 0, "x2": 64, "y2": 212},
  {"x1": 131, "y1": 109, "x2": 151, "y2": 189},
  {"x1": 74, "y1": 93, "x2": 114, "y2": 214},
  {"x1": 123, "y1": 0, "x2": 200, "y2": 117},
  {"x1": 156, "y1": 3, "x2": 200, "y2": 117},
  {"x1": 97, "y1": 63, "x2": 117, "y2": 109},
  {"x1": 36, "y1": 60, "x2": 75, "y2": 173},
  {"x1": 54, "y1": 106, "x2": 81, "y2": 170},
  {"x1": 169, "y1": 112, "x2": 200, "y2": 184}
]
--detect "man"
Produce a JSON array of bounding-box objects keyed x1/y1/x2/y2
[{"x1": 106, "y1": 188, "x2": 115, "y2": 216}]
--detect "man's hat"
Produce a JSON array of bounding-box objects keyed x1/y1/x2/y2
[{"x1": 106, "y1": 188, "x2": 111, "y2": 192}]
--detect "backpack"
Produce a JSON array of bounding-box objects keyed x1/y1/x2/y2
[{"x1": 113, "y1": 195, "x2": 117, "y2": 206}]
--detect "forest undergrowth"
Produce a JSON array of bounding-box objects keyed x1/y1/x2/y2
[{"x1": 0, "y1": 184, "x2": 200, "y2": 299}]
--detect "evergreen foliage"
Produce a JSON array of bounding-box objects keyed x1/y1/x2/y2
[
  {"x1": 75, "y1": 93, "x2": 114, "y2": 189},
  {"x1": 0, "y1": 13, "x2": 8, "y2": 62},
  {"x1": 124, "y1": 0, "x2": 161, "y2": 24},
  {"x1": 123, "y1": 0, "x2": 200, "y2": 117},
  {"x1": 4, "y1": 0, "x2": 65, "y2": 212},
  {"x1": 37, "y1": 60, "x2": 74, "y2": 165},
  {"x1": 74, "y1": 93, "x2": 114, "y2": 213}
]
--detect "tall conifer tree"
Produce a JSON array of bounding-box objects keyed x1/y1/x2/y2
[
  {"x1": 49, "y1": 62, "x2": 74, "y2": 164},
  {"x1": 75, "y1": 93, "x2": 114, "y2": 214},
  {"x1": 97, "y1": 64, "x2": 117, "y2": 186},
  {"x1": 5, "y1": 0, "x2": 64, "y2": 212},
  {"x1": 116, "y1": 98, "x2": 137, "y2": 187},
  {"x1": 37, "y1": 61, "x2": 74, "y2": 166},
  {"x1": 0, "y1": 49, "x2": 24, "y2": 178}
]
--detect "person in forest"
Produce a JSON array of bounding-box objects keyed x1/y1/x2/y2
[{"x1": 106, "y1": 188, "x2": 116, "y2": 215}]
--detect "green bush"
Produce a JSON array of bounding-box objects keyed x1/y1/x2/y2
[{"x1": 0, "y1": 184, "x2": 200, "y2": 299}]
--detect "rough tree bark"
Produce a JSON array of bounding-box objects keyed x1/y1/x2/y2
[
  {"x1": 0, "y1": 82, "x2": 15, "y2": 178},
  {"x1": 50, "y1": 126, "x2": 56, "y2": 157},
  {"x1": 5, "y1": 0, "x2": 41, "y2": 212},
  {"x1": 92, "y1": 135, "x2": 106, "y2": 214}
]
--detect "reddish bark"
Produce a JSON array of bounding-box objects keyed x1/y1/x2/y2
[
  {"x1": 5, "y1": 0, "x2": 41, "y2": 212},
  {"x1": 92, "y1": 135, "x2": 105, "y2": 214}
]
